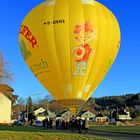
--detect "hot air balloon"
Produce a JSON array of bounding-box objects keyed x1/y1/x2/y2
[{"x1": 18, "y1": 0, "x2": 120, "y2": 115}]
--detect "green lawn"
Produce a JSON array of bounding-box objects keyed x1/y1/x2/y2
[
  {"x1": 0, "y1": 126, "x2": 107, "y2": 140},
  {"x1": 90, "y1": 126, "x2": 140, "y2": 134}
]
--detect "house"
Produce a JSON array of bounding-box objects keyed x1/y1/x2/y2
[
  {"x1": 34, "y1": 107, "x2": 45, "y2": 116},
  {"x1": 117, "y1": 110, "x2": 132, "y2": 120},
  {"x1": 56, "y1": 110, "x2": 72, "y2": 120},
  {"x1": 111, "y1": 109, "x2": 132, "y2": 121},
  {"x1": 78, "y1": 110, "x2": 95, "y2": 119},
  {"x1": 34, "y1": 108, "x2": 56, "y2": 121},
  {"x1": 95, "y1": 113, "x2": 107, "y2": 123},
  {"x1": 0, "y1": 84, "x2": 18, "y2": 124}
]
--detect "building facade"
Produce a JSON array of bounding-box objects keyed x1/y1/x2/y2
[
  {"x1": 0, "y1": 84, "x2": 17, "y2": 124},
  {"x1": 0, "y1": 92, "x2": 12, "y2": 124}
]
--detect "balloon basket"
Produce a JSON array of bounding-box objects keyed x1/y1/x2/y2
[{"x1": 57, "y1": 99, "x2": 86, "y2": 116}]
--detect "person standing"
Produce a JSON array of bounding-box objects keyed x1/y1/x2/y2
[
  {"x1": 78, "y1": 118, "x2": 83, "y2": 134},
  {"x1": 84, "y1": 117, "x2": 89, "y2": 134},
  {"x1": 70, "y1": 118, "x2": 75, "y2": 132},
  {"x1": 43, "y1": 118, "x2": 46, "y2": 130}
]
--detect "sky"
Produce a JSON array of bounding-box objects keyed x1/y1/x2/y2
[{"x1": 0, "y1": 0, "x2": 140, "y2": 101}]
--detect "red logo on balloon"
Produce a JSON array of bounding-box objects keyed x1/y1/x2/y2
[{"x1": 19, "y1": 25, "x2": 37, "y2": 49}]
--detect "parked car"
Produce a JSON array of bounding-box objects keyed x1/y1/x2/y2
[
  {"x1": 34, "y1": 120, "x2": 43, "y2": 126},
  {"x1": 12, "y1": 120, "x2": 22, "y2": 126}
]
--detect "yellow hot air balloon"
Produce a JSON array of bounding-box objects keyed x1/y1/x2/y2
[{"x1": 18, "y1": 0, "x2": 120, "y2": 114}]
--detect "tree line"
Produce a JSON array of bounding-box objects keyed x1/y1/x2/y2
[{"x1": 88, "y1": 93, "x2": 140, "y2": 117}]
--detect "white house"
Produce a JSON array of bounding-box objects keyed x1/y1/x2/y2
[
  {"x1": 95, "y1": 113, "x2": 107, "y2": 123},
  {"x1": 117, "y1": 110, "x2": 132, "y2": 120},
  {"x1": 34, "y1": 107, "x2": 56, "y2": 121},
  {"x1": 0, "y1": 84, "x2": 17, "y2": 124},
  {"x1": 79, "y1": 110, "x2": 95, "y2": 119},
  {"x1": 34, "y1": 107, "x2": 46, "y2": 116},
  {"x1": 56, "y1": 110, "x2": 72, "y2": 120}
]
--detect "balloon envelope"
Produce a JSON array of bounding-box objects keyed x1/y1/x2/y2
[{"x1": 18, "y1": 0, "x2": 120, "y2": 114}]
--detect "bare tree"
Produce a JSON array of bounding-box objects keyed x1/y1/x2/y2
[
  {"x1": 0, "y1": 52, "x2": 13, "y2": 83},
  {"x1": 36, "y1": 99, "x2": 50, "y2": 110},
  {"x1": 17, "y1": 97, "x2": 26, "y2": 111}
]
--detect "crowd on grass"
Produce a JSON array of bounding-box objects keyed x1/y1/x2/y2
[{"x1": 42, "y1": 117, "x2": 89, "y2": 134}]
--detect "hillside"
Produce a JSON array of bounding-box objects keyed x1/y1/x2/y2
[
  {"x1": 87, "y1": 93, "x2": 140, "y2": 117},
  {"x1": 94, "y1": 93, "x2": 140, "y2": 108}
]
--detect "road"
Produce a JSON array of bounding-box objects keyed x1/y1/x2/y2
[{"x1": 88, "y1": 130, "x2": 140, "y2": 140}]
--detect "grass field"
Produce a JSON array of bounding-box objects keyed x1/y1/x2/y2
[
  {"x1": 1, "y1": 125, "x2": 140, "y2": 140},
  {"x1": 90, "y1": 126, "x2": 140, "y2": 134},
  {"x1": 0, "y1": 126, "x2": 107, "y2": 140}
]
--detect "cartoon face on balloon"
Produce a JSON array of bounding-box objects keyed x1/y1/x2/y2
[{"x1": 73, "y1": 21, "x2": 96, "y2": 76}]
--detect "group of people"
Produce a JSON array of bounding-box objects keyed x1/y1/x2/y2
[
  {"x1": 42, "y1": 117, "x2": 89, "y2": 134},
  {"x1": 70, "y1": 117, "x2": 89, "y2": 134}
]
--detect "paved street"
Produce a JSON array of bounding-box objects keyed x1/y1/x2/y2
[{"x1": 89, "y1": 130, "x2": 140, "y2": 140}]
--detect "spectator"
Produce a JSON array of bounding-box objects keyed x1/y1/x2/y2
[
  {"x1": 84, "y1": 118, "x2": 89, "y2": 134},
  {"x1": 56, "y1": 119, "x2": 60, "y2": 130},
  {"x1": 43, "y1": 119, "x2": 46, "y2": 130},
  {"x1": 69, "y1": 117, "x2": 75, "y2": 132},
  {"x1": 46, "y1": 118, "x2": 49, "y2": 129},
  {"x1": 77, "y1": 118, "x2": 83, "y2": 134},
  {"x1": 49, "y1": 118, "x2": 53, "y2": 129},
  {"x1": 52, "y1": 119, "x2": 56, "y2": 129}
]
